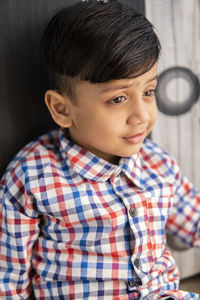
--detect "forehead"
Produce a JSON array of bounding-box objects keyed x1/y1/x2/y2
[
  {"x1": 74, "y1": 63, "x2": 158, "y2": 100},
  {"x1": 91, "y1": 63, "x2": 157, "y2": 92}
]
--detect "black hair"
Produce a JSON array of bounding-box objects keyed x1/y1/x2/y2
[{"x1": 41, "y1": 0, "x2": 161, "y2": 98}]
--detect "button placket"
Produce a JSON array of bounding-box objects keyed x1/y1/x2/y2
[
  {"x1": 134, "y1": 258, "x2": 140, "y2": 269},
  {"x1": 129, "y1": 207, "x2": 138, "y2": 218},
  {"x1": 127, "y1": 282, "x2": 141, "y2": 300},
  {"x1": 128, "y1": 280, "x2": 135, "y2": 288}
]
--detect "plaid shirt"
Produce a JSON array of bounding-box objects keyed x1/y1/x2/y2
[{"x1": 0, "y1": 128, "x2": 200, "y2": 300}]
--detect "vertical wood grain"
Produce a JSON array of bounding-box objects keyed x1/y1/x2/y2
[
  {"x1": 145, "y1": 0, "x2": 200, "y2": 188},
  {"x1": 145, "y1": 0, "x2": 200, "y2": 279}
]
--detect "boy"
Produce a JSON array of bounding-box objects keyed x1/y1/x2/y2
[{"x1": 0, "y1": 0, "x2": 200, "y2": 299}]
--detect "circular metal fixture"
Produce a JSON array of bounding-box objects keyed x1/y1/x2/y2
[{"x1": 156, "y1": 66, "x2": 200, "y2": 116}]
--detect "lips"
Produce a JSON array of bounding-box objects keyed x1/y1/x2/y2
[{"x1": 123, "y1": 131, "x2": 145, "y2": 144}]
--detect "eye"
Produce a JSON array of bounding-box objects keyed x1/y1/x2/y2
[
  {"x1": 144, "y1": 89, "x2": 156, "y2": 97},
  {"x1": 108, "y1": 96, "x2": 127, "y2": 104}
]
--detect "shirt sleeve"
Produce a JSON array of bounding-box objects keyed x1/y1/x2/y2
[
  {"x1": 149, "y1": 289, "x2": 199, "y2": 300},
  {"x1": 0, "y1": 165, "x2": 40, "y2": 299},
  {"x1": 166, "y1": 157, "x2": 200, "y2": 247}
]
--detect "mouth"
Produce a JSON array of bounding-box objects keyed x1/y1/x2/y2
[{"x1": 122, "y1": 131, "x2": 146, "y2": 144}]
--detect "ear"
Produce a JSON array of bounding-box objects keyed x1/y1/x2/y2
[{"x1": 45, "y1": 90, "x2": 73, "y2": 128}]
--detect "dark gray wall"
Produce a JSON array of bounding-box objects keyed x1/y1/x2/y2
[{"x1": 0, "y1": 0, "x2": 144, "y2": 176}]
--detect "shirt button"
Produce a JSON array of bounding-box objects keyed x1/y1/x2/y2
[
  {"x1": 129, "y1": 207, "x2": 138, "y2": 218},
  {"x1": 128, "y1": 281, "x2": 135, "y2": 288},
  {"x1": 134, "y1": 258, "x2": 140, "y2": 268}
]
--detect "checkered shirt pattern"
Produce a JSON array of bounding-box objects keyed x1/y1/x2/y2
[{"x1": 0, "y1": 128, "x2": 200, "y2": 300}]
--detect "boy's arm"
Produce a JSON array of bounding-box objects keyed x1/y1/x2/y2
[
  {"x1": 0, "y1": 168, "x2": 40, "y2": 299},
  {"x1": 166, "y1": 160, "x2": 200, "y2": 247}
]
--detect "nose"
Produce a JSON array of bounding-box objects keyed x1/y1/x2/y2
[{"x1": 126, "y1": 98, "x2": 150, "y2": 125}]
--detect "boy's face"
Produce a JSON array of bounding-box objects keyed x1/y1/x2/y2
[{"x1": 67, "y1": 63, "x2": 158, "y2": 164}]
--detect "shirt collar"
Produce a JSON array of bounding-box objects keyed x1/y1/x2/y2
[
  {"x1": 119, "y1": 154, "x2": 143, "y2": 189},
  {"x1": 59, "y1": 128, "x2": 143, "y2": 188}
]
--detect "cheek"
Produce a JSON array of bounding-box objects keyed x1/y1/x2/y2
[
  {"x1": 146, "y1": 103, "x2": 158, "y2": 134},
  {"x1": 93, "y1": 118, "x2": 115, "y2": 135},
  {"x1": 74, "y1": 111, "x2": 105, "y2": 135},
  {"x1": 73, "y1": 106, "x2": 122, "y2": 137},
  {"x1": 153, "y1": 104, "x2": 158, "y2": 122},
  {"x1": 150, "y1": 102, "x2": 158, "y2": 123},
  {"x1": 73, "y1": 109, "x2": 93, "y2": 127}
]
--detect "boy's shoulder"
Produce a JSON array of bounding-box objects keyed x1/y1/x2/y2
[
  {"x1": 0, "y1": 129, "x2": 63, "y2": 217},
  {"x1": 2, "y1": 129, "x2": 61, "y2": 179},
  {"x1": 142, "y1": 138, "x2": 169, "y2": 155},
  {"x1": 138, "y1": 138, "x2": 181, "y2": 195},
  {"x1": 141, "y1": 138, "x2": 179, "y2": 174}
]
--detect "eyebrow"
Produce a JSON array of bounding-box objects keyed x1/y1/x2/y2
[{"x1": 99, "y1": 75, "x2": 158, "y2": 93}]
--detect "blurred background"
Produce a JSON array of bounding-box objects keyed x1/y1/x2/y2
[{"x1": 145, "y1": 0, "x2": 200, "y2": 289}]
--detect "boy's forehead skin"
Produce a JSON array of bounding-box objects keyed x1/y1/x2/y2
[
  {"x1": 97, "y1": 75, "x2": 158, "y2": 94},
  {"x1": 75, "y1": 63, "x2": 158, "y2": 97}
]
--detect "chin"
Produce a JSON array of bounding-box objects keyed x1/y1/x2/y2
[
  {"x1": 129, "y1": 144, "x2": 144, "y2": 156},
  {"x1": 120, "y1": 148, "x2": 142, "y2": 158}
]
